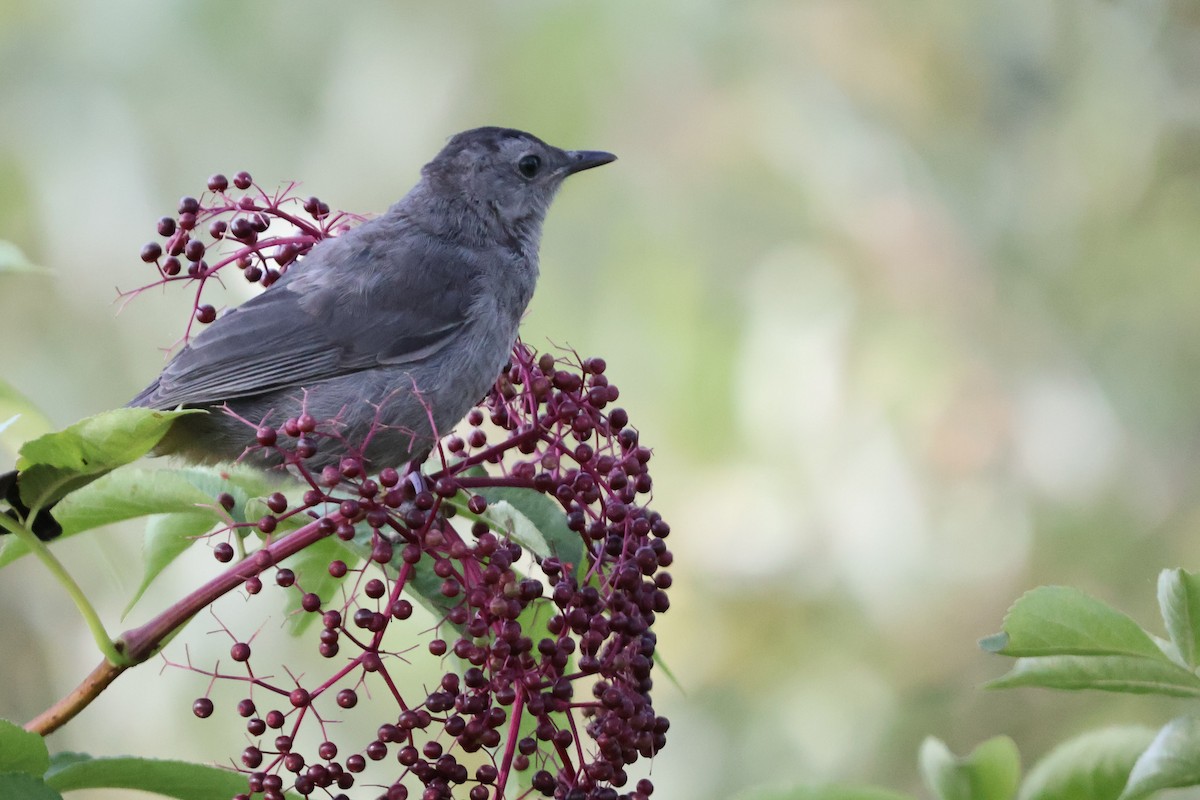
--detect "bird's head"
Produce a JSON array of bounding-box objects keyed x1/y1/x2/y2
[{"x1": 420, "y1": 127, "x2": 615, "y2": 243}]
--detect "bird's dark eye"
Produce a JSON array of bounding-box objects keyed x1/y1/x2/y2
[{"x1": 517, "y1": 154, "x2": 541, "y2": 178}]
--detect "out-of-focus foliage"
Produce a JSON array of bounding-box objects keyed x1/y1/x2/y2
[{"x1": 3, "y1": 1, "x2": 1200, "y2": 799}]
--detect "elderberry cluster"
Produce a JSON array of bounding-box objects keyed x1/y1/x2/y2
[
  {"x1": 128, "y1": 171, "x2": 364, "y2": 342},
  {"x1": 136, "y1": 176, "x2": 671, "y2": 800}
]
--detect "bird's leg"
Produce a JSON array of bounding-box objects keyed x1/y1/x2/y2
[
  {"x1": 400, "y1": 445, "x2": 435, "y2": 495},
  {"x1": 403, "y1": 459, "x2": 427, "y2": 495},
  {"x1": 373, "y1": 457, "x2": 431, "y2": 547}
]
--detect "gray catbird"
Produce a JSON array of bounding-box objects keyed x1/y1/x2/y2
[{"x1": 3, "y1": 127, "x2": 615, "y2": 539}]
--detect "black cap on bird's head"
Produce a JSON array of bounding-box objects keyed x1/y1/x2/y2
[{"x1": 420, "y1": 127, "x2": 615, "y2": 233}]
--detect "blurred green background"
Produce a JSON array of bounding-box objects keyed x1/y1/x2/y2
[{"x1": 4, "y1": 1, "x2": 1200, "y2": 798}]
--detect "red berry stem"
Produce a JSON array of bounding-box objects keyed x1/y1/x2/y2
[{"x1": 492, "y1": 682, "x2": 526, "y2": 800}]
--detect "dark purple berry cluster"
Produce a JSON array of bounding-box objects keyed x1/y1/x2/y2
[
  {"x1": 140, "y1": 178, "x2": 671, "y2": 800},
  {"x1": 128, "y1": 171, "x2": 364, "y2": 343}
]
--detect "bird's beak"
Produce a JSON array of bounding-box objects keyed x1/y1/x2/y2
[{"x1": 564, "y1": 150, "x2": 617, "y2": 175}]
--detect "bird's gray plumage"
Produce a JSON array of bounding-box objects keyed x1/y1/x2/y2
[{"x1": 129, "y1": 127, "x2": 615, "y2": 470}]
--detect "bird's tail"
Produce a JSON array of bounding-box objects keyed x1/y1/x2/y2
[{"x1": 1, "y1": 469, "x2": 63, "y2": 541}]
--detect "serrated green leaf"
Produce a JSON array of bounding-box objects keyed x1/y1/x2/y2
[
  {"x1": 165, "y1": 466, "x2": 276, "y2": 526},
  {"x1": 0, "y1": 718, "x2": 50, "y2": 775},
  {"x1": 14, "y1": 408, "x2": 202, "y2": 510},
  {"x1": 0, "y1": 773, "x2": 62, "y2": 800},
  {"x1": 919, "y1": 736, "x2": 1021, "y2": 800},
  {"x1": 16, "y1": 409, "x2": 194, "y2": 471},
  {"x1": 1157, "y1": 569, "x2": 1200, "y2": 668},
  {"x1": 733, "y1": 786, "x2": 915, "y2": 800},
  {"x1": 1119, "y1": 716, "x2": 1200, "y2": 799},
  {"x1": 43, "y1": 753, "x2": 302, "y2": 799},
  {"x1": 476, "y1": 486, "x2": 584, "y2": 573},
  {"x1": 0, "y1": 465, "x2": 275, "y2": 569},
  {"x1": 0, "y1": 241, "x2": 47, "y2": 274},
  {"x1": 1018, "y1": 725, "x2": 1156, "y2": 800},
  {"x1": 984, "y1": 586, "x2": 1167, "y2": 661},
  {"x1": 987, "y1": 655, "x2": 1200, "y2": 697},
  {"x1": 55, "y1": 468, "x2": 217, "y2": 532},
  {"x1": 124, "y1": 512, "x2": 217, "y2": 617},
  {"x1": 45, "y1": 753, "x2": 89, "y2": 771}
]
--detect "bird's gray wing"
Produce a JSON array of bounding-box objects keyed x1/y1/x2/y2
[{"x1": 130, "y1": 233, "x2": 477, "y2": 409}]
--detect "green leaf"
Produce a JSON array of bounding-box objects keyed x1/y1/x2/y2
[
  {"x1": 243, "y1": 496, "x2": 307, "y2": 530},
  {"x1": 56, "y1": 468, "x2": 218, "y2": 533},
  {"x1": 1157, "y1": 568, "x2": 1200, "y2": 668},
  {"x1": 1120, "y1": 716, "x2": 1200, "y2": 799},
  {"x1": 733, "y1": 785, "x2": 915, "y2": 800},
  {"x1": 475, "y1": 486, "x2": 584, "y2": 573},
  {"x1": 0, "y1": 241, "x2": 46, "y2": 274},
  {"x1": 0, "y1": 380, "x2": 54, "y2": 459},
  {"x1": 43, "y1": 753, "x2": 302, "y2": 800},
  {"x1": 124, "y1": 512, "x2": 218, "y2": 616},
  {"x1": 0, "y1": 465, "x2": 281, "y2": 569},
  {"x1": 164, "y1": 466, "x2": 281, "y2": 525},
  {"x1": 987, "y1": 654, "x2": 1200, "y2": 697},
  {"x1": 0, "y1": 774, "x2": 62, "y2": 800},
  {"x1": 0, "y1": 718, "x2": 50, "y2": 775},
  {"x1": 919, "y1": 736, "x2": 1021, "y2": 800},
  {"x1": 0, "y1": 467, "x2": 218, "y2": 569},
  {"x1": 1018, "y1": 725, "x2": 1156, "y2": 800},
  {"x1": 963, "y1": 736, "x2": 1022, "y2": 798},
  {"x1": 43, "y1": 753, "x2": 89, "y2": 771},
  {"x1": 487, "y1": 499, "x2": 551, "y2": 554},
  {"x1": 982, "y1": 586, "x2": 1168, "y2": 661},
  {"x1": 15, "y1": 408, "x2": 202, "y2": 510}
]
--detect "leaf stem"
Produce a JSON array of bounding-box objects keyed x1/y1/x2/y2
[{"x1": 0, "y1": 513, "x2": 123, "y2": 664}]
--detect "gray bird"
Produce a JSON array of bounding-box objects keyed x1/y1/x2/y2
[
  {"x1": 134, "y1": 127, "x2": 614, "y2": 469},
  {"x1": 3, "y1": 127, "x2": 614, "y2": 538}
]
